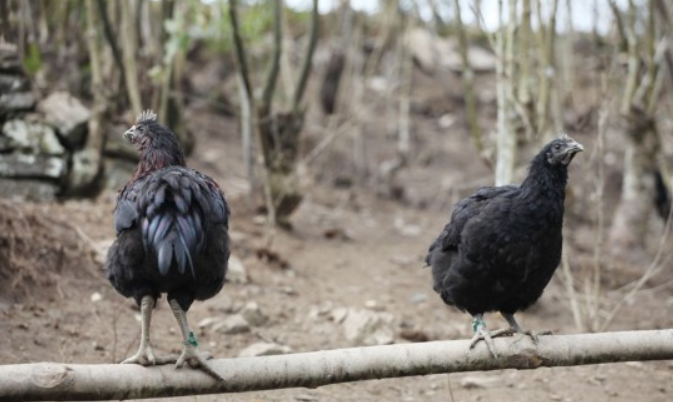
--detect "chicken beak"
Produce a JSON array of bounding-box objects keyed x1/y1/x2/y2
[
  {"x1": 567, "y1": 140, "x2": 584, "y2": 154},
  {"x1": 123, "y1": 128, "x2": 135, "y2": 142},
  {"x1": 560, "y1": 140, "x2": 583, "y2": 165}
]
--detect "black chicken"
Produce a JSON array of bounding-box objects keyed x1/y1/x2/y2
[
  {"x1": 426, "y1": 134, "x2": 583, "y2": 356},
  {"x1": 106, "y1": 111, "x2": 229, "y2": 379}
]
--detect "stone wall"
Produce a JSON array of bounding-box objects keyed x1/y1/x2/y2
[{"x1": 0, "y1": 43, "x2": 137, "y2": 201}]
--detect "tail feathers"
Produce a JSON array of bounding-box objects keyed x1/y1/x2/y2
[
  {"x1": 157, "y1": 237, "x2": 174, "y2": 276},
  {"x1": 145, "y1": 212, "x2": 200, "y2": 278},
  {"x1": 177, "y1": 231, "x2": 196, "y2": 278}
]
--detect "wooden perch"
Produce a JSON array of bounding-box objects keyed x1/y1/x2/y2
[{"x1": 2, "y1": 330, "x2": 673, "y2": 402}]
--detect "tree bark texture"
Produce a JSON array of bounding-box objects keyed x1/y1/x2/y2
[{"x1": 2, "y1": 330, "x2": 673, "y2": 402}]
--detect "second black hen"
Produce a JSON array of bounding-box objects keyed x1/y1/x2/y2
[
  {"x1": 426, "y1": 134, "x2": 583, "y2": 356},
  {"x1": 106, "y1": 111, "x2": 230, "y2": 379}
]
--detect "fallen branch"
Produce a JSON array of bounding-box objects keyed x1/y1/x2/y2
[{"x1": 2, "y1": 329, "x2": 673, "y2": 402}]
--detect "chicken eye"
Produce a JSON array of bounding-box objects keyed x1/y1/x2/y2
[{"x1": 554, "y1": 144, "x2": 561, "y2": 150}]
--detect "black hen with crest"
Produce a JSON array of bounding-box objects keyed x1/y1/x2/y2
[
  {"x1": 106, "y1": 111, "x2": 229, "y2": 379},
  {"x1": 425, "y1": 134, "x2": 583, "y2": 356}
]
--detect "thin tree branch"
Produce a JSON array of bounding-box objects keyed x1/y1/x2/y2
[
  {"x1": 608, "y1": 0, "x2": 628, "y2": 51},
  {"x1": 292, "y1": 0, "x2": 319, "y2": 111},
  {"x1": 453, "y1": 0, "x2": 484, "y2": 156},
  {"x1": 0, "y1": 0, "x2": 10, "y2": 41},
  {"x1": 228, "y1": 0, "x2": 253, "y2": 103},
  {"x1": 260, "y1": 0, "x2": 283, "y2": 115},
  {"x1": 120, "y1": 0, "x2": 143, "y2": 116},
  {"x1": 95, "y1": 0, "x2": 125, "y2": 83},
  {"x1": 2, "y1": 330, "x2": 673, "y2": 402}
]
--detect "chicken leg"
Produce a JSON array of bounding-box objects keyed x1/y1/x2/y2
[
  {"x1": 469, "y1": 314, "x2": 516, "y2": 358},
  {"x1": 502, "y1": 313, "x2": 552, "y2": 344},
  {"x1": 122, "y1": 295, "x2": 175, "y2": 365},
  {"x1": 169, "y1": 299, "x2": 223, "y2": 381}
]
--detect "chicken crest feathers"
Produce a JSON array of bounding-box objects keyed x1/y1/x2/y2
[{"x1": 137, "y1": 109, "x2": 158, "y2": 125}]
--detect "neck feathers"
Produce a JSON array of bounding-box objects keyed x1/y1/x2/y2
[
  {"x1": 133, "y1": 137, "x2": 185, "y2": 179},
  {"x1": 520, "y1": 154, "x2": 569, "y2": 201}
]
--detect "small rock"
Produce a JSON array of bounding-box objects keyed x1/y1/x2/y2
[
  {"x1": 390, "y1": 255, "x2": 417, "y2": 266},
  {"x1": 0, "y1": 43, "x2": 23, "y2": 73},
  {"x1": 227, "y1": 254, "x2": 248, "y2": 283},
  {"x1": 1, "y1": 119, "x2": 65, "y2": 155},
  {"x1": 240, "y1": 301, "x2": 268, "y2": 326},
  {"x1": 197, "y1": 317, "x2": 220, "y2": 329},
  {"x1": 438, "y1": 113, "x2": 457, "y2": 129},
  {"x1": 330, "y1": 307, "x2": 349, "y2": 324},
  {"x1": 460, "y1": 376, "x2": 501, "y2": 390},
  {"x1": 90, "y1": 292, "x2": 103, "y2": 303},
  {"x1": 228, "y1": 230, "x2": 247, "y2": 242},
  {"x1": 0, "y1": 92, "x2": 35, "y2": 114},
  {"x1": 399, "y1": 327, "x2": 430, "y2": 342},
  {"x1": 0, "y1": 154, "x2": 66, "y2": 179},
  {"x1": 238, "y1": 342, "x2": 292, "y2": 357},
  {"x1": 393, "y1": 217, "x2": 422, "y2": 237},
  {"x1": 278, "y1": 286, "x2": 298, "y2": 296},
  {"x1": 213, "y1": 314, "x2": 250, "y2": 335},
  {"x1": 0, "y1": 73, "x2": 30, "y2": 94},
  {"x1": 410, "y1": 293, "x2": 428, "y2": 304},
  {"x1": 364, "y1": 299, "x2": 384, "y2": 311},
  {"x1": 67, "y1": 148, "x2": 102, "y2": 194},
  {"x1": 38, "y1": 92, "x2": 91, "y2": 147},
  {"x1": 342, "y1": 308, "x2": 395, "y2": 346}
]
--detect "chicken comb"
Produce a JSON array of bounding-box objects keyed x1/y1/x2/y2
[
  {"x1": 559, "y1": 132, "x2": 569, "y2": 140},
  {"x1": 136, "y1": 110, "x2": 158, "y2": 125}
]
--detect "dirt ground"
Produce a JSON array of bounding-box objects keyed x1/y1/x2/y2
[{"x1": 2, "y1": 59, "x2": 673, "y2": 402}]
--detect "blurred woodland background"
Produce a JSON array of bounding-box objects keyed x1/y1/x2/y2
[{"x1": 2, "y1": 1, "x2": 673, "y2": 401}]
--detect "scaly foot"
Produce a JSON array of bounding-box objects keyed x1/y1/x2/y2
[
  {"x1": 175, "y1": 342, "x2": 222, "y2": 380},
  {"x1": 469, "y1": 315, "x2": 515, "y2": 357},
  {"x1": 122, "y1": 343, "x2": 176, "y2": 366},
  {"x1": 502, "y1": 313, "x2": 552, "y2": 345},
  {"x1": 512, "y1": 329, "x2": 553, "y2": 345}
]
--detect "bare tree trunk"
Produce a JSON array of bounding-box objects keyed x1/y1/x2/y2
[
  {"x1": 2, "y1": 330, "x2": 673, "y2": 402},
  {"x1": 157, "y1": 0, "x2": 175, "y2": 121},
  {"x1": 0, "y1": 0, "x2": 10, "y2": 42},
  {"x1": 120, "y1": 0, "x2": 142, "y2": 116},
  {"x1": 228, "y1": 0, "x2": 255, "y2": 187},
  {"x1": 292, "y1": 0, "x2": 319, "y2": 111},
  {"x1": 494, "y1": 0, "x2": 517, "y2": 186},
  {"x1": 237, "y1": 74, "x2": 255, "y2": 186},
  {"x1": 95, "y1": 0, "x2": 125, "y2": 95},
  {"x1": 228, "y1": 0, "x2": 276, "y2": 228},
  {"x1": 535, "y1": 0, "x2": 559, "y2": 140},
  {"x1": 378, "y1": 11, "x2": 412, "y2": 199},
  {"x1": 517, "y1": 0, "x2": 534, "y2": 138},
  {"x1": 609, "y1": 0, "x2": 663, "y2": 256},
  {"x1": 453, "y1": 0, "x2": 485, "y2": 157},
  {"x1": 65, "y1": 0, "x2": 106, "y2": 196}
]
